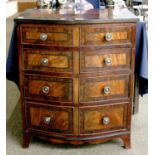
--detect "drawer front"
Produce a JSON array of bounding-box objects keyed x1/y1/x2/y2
[
  {"x1": 80, "y1": 75, "x2": 129, "y2": 102},
  {"x1": 24, "y1": 75, "x2": 73, "y2": 102},
  {"x1": 80, "y1": 104, "x2": 127, "y2": 134},
  {"x1": 20, "y1": 24, "x2": 73, "y2": 46},
  {"x1": 27, "y1": 103, "x2": 73, "y2": 134},
  {"x1": 80, "y1": 48, "x2": 131, "y2": 72},
  {"x1": 80, "y1": 24, "x2": 132, "y2": 46},
  {"x1": 23, "y1": 48, "x2": 73, "y2": 72}
]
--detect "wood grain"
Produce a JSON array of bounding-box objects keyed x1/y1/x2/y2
[
  {"x1": 80, "y1": 104, "x2": 127, "y2": 133},
  {"x1": 28, "y1": 54, "x2": 68, "y2": 68},
  {"x1": 26, "y1": 31, "x2": 67, "y2": 41},
  {"x1": 20, "y1": 24, "x2": 73, "y2": 46},
  {"x1": 30, "y1": 107, "x2": 69, "y2": 130},
  {"x1": 85, "y1": 32, "x2": 127, "y2": 42},
  {"x1": 80, "y1": 47, "x2": 131, "y2": 73},
  {"x1": 24, "y1": 48, "x2": 73, "y2": 73},
  {"x1": 73, "y1": 27, "x2": 80, "y2": 47},
  {"x1": 27, "y1": 103, "x2": 74, "y2": 133},
  {"x1": 31, "y1": 133, "x2": 131, "y2": 147},
  {"x1": 84, "y1": 80, "x2": 125, "y2": 97},
  {"x1": 15, "y1": 9, "x2": 138, "y2": 24},
  {"x1": 80, "y1": 75, "x2": 129, "y2": 102},
  {"x1": 24, "y1": 75, "x2": 73, "y2": 102},
  {"x1": 29, "y1": 80, "x2": 67, "y2": 97},
  {"x1": 16, "y1": 9, "x2": 137, "y2": 148},
  {"x1": 80, "y1": 24, "x2": 132, "y2": 46},
  {"x1": 73, "y1": 108, "x2": 79, "y2": 135},
  {"x1": 85, "y1": 54, "x2": 126, "y2": 67}
]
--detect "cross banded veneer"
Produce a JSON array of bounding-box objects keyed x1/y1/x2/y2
[{"x1": 15, "y1": 8, "x2": 138, "y2": 148}]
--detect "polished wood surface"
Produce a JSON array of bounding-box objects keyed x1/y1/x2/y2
[
  {"x1": 24, "y1": 48, "x2": 72, "y2": 72},
  {"x1": 30, "y1": 107, "x2": 70, "y2": 131},
  {"x1": 29, "y1": 134, "x2": 131, "y2": 146},
  {"x1": 80, "y1": 103, "x2": 127, "y2": 133},
  {"x1": 83, "y1": 79, "x2": 125, "y2": 97},
  {"x1": 27, "y1": 103, "x2": 73, "y2": 134},
  {"x1": 80, "y1": 24, "x2": 132, "y2": 46},
  {"x1": 24, "y1": 75, "x2": 73, "y2": 102},
  {"x1": 80, "y1": 48, "x2": 131, "y2": 72},
  {"x1": 20, "y1": 24, "x2": 73, "y2": 46},
  {"x1": 16, "y1": 8, "x2": 137, "y2": 148},
  {"x1": 15, "y1": 8, "x2": 138, "y2": 24},
  {"x1": 28, "y1": 54, "x2": 69, "y2": 68},
  {"x1": 80, "y1": 75, "x2": 129, "y2": 102},
  {"x1": 85, "y1": 53, "x2": 127, "y2": 67},
  {"x1": 29, "y1": 80, "x2": 68, "y2": 97}
]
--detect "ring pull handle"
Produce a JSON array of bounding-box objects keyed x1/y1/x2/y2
[
  {"x1": 40, "y1": 33, "x2": 48, "y2": 41},
  {"x1": 105, "y1": 33, "x2": 113, "y2": 41}
]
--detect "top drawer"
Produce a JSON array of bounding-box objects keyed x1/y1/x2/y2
[
  {"x1": 80, "y1": 24, "x2": 133, "y2": 46},
  {"x1": 20, "y1": 24, "x2": 73, "y2": 46}
]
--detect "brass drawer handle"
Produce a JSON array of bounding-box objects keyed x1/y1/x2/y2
[
  {"x1": 43, "y1": 116, "x2": 52, "y2": 125},
  {"x1": 103, "y1": 86, "x2": 111, "y2": 95},
  {"x1": 41, "y1": 58, "x2": 49, "y2": 65},
  {"x1": 105, "y1": 33, "x2": 113, "y2": 41},
  {"x1": 42, "y1": 86, "x2": 50, "y2": 94},
  {"x1": 103, "y1": 116, "x2": 110, "y2": 125},
  {"x1": 40, "y1": 33, "x2": 48, "y2": 41},
  {"x1": 104, "y1": 57, "x2": 112, "y2": 65}
]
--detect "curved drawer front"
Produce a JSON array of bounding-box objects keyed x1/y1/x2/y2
[
  {"x1": 80, "y1": 48, "x2": 131, "y2": 73},
  {"x1": 20, "y1": 24, "x2": 73, "y2": 46},
  {"x1": 80, "y1": 75, "x2": 129, "y2": 102},
  {"x1": 80, "y1": 104, "x2": 127, "y2": 134},
  {"x1": 80, "y1": 24, "x2": 132, "y2": 46},
  {"x1": 27, "y1": 103, "x2": 73, "y2": 134},
  {"x1": 24, "y1": 75, "x2": 73, "y2": 102},
  {"x1": 23, "y1": 48, "x2": 73, "y2": 72}
]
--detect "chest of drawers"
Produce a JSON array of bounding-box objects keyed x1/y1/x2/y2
[{"x1": 15, "y1": 8, "x2": 137, "y2": 148}]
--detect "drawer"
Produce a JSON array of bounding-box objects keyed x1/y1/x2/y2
[
  {"x1": 23, "y1": 48, "x2": 73, "y2": 72},
  {"x1": 80, "y1": 24, "x2": 132, "y2": 46},
  {"x1": 27, "y1": 103, "x2": 73, "y2": 134},
  {"x1": 80, "y1": 48, "x2": 131, "y2": 73},
  {"x1": 20, "y1": 24, "x2": 73, "y2": 46},
  {"x1": 80, "y1": 75, "x2": 129, "y2": 102},
  {"x1": 24, "y1": 75, "x2": 73, "y2": 102},
  {"x1": 80, "y1": 104, "x2": 127, "y2": 134}
]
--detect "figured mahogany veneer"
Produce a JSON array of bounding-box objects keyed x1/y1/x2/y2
[
  {"x1": 24, "y1": 75, "x2": 73, "y2": 102},
  {"x1": 80, "y1": 48, "x2": 131, "y2": 73},
  {"x1": 20, "y1": 25, "x2": 73, "y2": 46},
  {"x1": 80, "y1": 75, "x2": 129, "y2": 102},
  {"x1": 27, "y1": 103, "x2": 73, "y2": 134},
  {"x1": 15, "y1": 8, "x2": 137, "y2": 148},
  {"x1": 24, "y1": 48, "x2": 73, "y2": 72},
  {"x1": 85, "y1": 53, "x2": 127, "y2": 67},
  {"x1": 80, "y1": 103, "x2": 127, "y2": 134},
  {"x1": 80, "y1": 25, "x2": 132, "y2": 46}
]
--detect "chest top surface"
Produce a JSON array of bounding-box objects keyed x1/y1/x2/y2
[{"x1": 15, "y1": 8, "x2": 138, "y2": 24}]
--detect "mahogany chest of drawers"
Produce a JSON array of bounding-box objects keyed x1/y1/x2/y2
[{"x1": 15, "y1": 8, "x2": 137, "y2": 148}]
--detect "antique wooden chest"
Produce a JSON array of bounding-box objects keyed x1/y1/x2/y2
[{"x1": 15, "y1": 8, "x2": 138, "y2": 148}]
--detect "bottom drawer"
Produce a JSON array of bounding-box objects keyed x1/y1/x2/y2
[
  {"x1": 80, "y1": 103, "x2": 128, "y2": 134},
  {"x1": 26, "y1": 103, "x2": 73, "y2": 134}
]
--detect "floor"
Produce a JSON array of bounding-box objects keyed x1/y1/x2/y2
[{"x1": 6, "y1": 14, "x2": 148, "y2": 155}]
